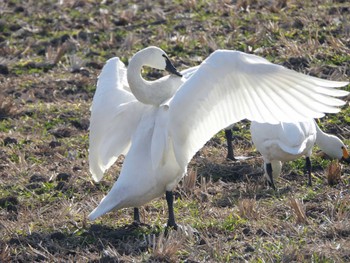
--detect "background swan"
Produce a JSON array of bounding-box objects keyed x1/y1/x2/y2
[
  {"x1": 250, "y1": 119, "x2": 350, "y2": 189},
  {"x1": 88, "y1": 46, "x2": 348, "y2": 229}
]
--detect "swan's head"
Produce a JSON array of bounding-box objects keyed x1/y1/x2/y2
[
  {"x1": 323, "y1": 136, "x2": 350, "y2": 163},
  {"x1": 134, "y1": 46, "x2": 182, "y2": 77}
]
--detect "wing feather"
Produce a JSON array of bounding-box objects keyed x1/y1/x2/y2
[
  {"x1": 151, "y1": 106, "x2": 170, "y2": 170},
  {"x1": 89, "y1": 57, "x2": 146, "y2": 182},
  {"x1": 169, "y1": 50, "x2": 349, "y2": 168}
]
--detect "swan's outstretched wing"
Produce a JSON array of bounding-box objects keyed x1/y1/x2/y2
[
  {"x1": 169, "y1": 50, "x2": 349, "y2": 168},
  {"x1": 89, "y1": 57, "x2": 146, "y2": 182}
]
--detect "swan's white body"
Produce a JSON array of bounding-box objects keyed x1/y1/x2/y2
[
  {"x1": 252, "y1": 121, "x2": 316, "y2": 162},
  {"x1": 251, "y1": 119, "x2": 350, "y2": 184},
  {"x1": 88, "y1": 46, "x2": 348, "y2": 221}
]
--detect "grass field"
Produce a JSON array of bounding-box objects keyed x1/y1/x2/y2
[{"x1": 1, "y1": 0, "x2": 350, "y2": 262}]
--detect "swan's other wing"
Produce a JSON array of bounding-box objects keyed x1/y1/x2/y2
[
  {"x1": 169, "y1": 50, "x2": 349, "y2": 168},
  {"x1": 89, "y1": 57, "x2": 146, "y2": 182}
]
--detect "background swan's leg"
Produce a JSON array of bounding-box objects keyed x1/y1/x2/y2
[
  {"x1": 265, "y1": 163, "x2": 276, "y2": 190},
  {"x1": 225, "y1": 129, "x2": 236, "y2": 161},
  {"x1": 305, "y1": 157, "x2": 312, "y2": 186},
  {"x1": 133, "y1": 207, "x2": 140, "y2": 223},
  {"x1": 166, "y1": 190, "x2": 177, "y2": 230}
]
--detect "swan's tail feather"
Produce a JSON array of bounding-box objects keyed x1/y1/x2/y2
[{"x1": 88, "y1": 186, "x2": 124, "y2": 221}]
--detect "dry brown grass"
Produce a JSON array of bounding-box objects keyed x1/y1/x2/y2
[
  {"x1": 289, "y1": 197, "x2": 308, "y2": 224},
  {"x1": 237, "y1": 198, "x2": 260, "y2": 220},
  {"x1": 0, "y1": 97, "x2": 18, "y2": 119},
  {"x1": 149, "y1": 229, "x2": 189, "y2": 262},
  {"x1": 181, "y1": 168, "x2": 197, "y2": 193}
]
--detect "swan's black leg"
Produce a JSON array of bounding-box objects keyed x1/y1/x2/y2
[
  {"x1": 133, "y1": 207, "x2": 140, "y2": 223},
  {"x1": 166, "y1": 190, "x2": 177, "y2": 230},
  {"x1": 305, "y1": 157, "x2": 312, "y2": 187},
  {"x1": 266, "y1": 163, "x2": 276, "y2": 190},
  {"x1": 225, "y1": 129, "x2": 236, "y2": 161}
]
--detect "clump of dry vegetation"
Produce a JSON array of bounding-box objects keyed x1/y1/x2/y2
[
  {"x1": 0, "y1": 97, "x2": 18, "y2": 119},
  {"x1": 326, "y1": 159, "x2": 342, "y2": 186},
  {"x1": 289, "y1": 197, "x2": 308, "y2": 224},
  {"x1": 0, "y1": 0, "x2": 349, "y2": 262}
]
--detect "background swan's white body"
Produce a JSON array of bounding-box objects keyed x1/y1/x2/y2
[
  {"x1": 251, "y1": 120, "x2": 317, "y2": 163},
  {"x1": 251, "y1": 120, "x2": 317, "y2": 181},
  {"x1": 251, "y1": 119, "x2": 350, "y2": 187},
  {"x1": 88, "y1": 47, "x2": 348, "y2": 222}
]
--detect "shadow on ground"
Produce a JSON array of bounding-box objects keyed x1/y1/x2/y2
[{"x1": 1, "y1": 223, "x2": 157, "y2": 262}]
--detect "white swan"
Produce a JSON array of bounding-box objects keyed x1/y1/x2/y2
[
  {"x1": 88, "y1": 46, "x2": 348, "y2": 229},
  {"x1": 250, "y1": 119, "x2": 350, "y2": 189}
]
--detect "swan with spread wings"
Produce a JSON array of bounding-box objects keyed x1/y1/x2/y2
[{"x1": 88, "y1": 46, "x2": 348, "y2": 229}]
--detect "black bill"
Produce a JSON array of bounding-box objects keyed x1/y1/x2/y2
[{"x1": 163, "y1": 54, "x2": 182, "y2": 77}]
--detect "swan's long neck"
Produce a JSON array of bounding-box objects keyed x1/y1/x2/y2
[
  {"x1": 127, "y1": 53, "x2": 181, "y2": 106},
  {"x1": 314, "y1": 121, "x2": 341, "y2": 158},
  {"x1": 127, "y1": 56, "x2": 155, "y2": 105}
]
